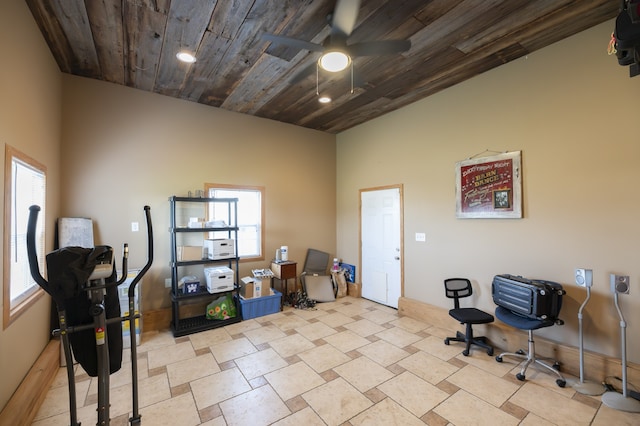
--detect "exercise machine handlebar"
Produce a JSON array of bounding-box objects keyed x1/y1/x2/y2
[
  {"x1": 129, "y1": 205, "x2": 153, "y2": 298},
  {"x1": 26, "y1": 205, "x2": 153, "y2": 297},
  {"x1": 26, "y1": 205, "x2": 53, "y2": 300}
]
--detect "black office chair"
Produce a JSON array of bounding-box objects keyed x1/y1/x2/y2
[
  {"x1": 494, "y1": 306, "x2": 566, "y2": 387},
  {"x1": 443, "y1": 278, "x2": 495, "y2": 356}
]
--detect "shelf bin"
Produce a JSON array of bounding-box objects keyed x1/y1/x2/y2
[{"x1": 239, "y1": 290, "x2": 282, "y2": 319}]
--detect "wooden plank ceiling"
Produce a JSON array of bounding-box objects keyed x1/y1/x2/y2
[{"x1": 26, "y1": 0, "x2": 618, "y2": 134}]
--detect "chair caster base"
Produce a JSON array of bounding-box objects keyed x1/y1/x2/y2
[
  {"x1": 495, "y1": 355, "x2": 503, "y2": 362},
  {"x1": 556, "y1": 379, "x2": 566, "y2": 388},
  {"x1": 444, "y1": 331, "x2": 493, "y2": 357}
]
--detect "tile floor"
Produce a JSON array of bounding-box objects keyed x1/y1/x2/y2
[{"x1": 33, "y1": 296, "x2": 638, "y2": 425}]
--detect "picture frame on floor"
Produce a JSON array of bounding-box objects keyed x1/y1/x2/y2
[{"x1": 339, "y1": 262, "x2": 356, "y2": 283}]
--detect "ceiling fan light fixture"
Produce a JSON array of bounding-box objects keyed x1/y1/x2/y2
[
  {"x1": 318, "y1": 50, "x2": 350, "y2": 72},
  {"x1": 176, "y1": 51, "x2": 197, "y2": 63}
]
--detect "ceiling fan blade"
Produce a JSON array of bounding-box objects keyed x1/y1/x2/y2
[
  {"x1": 331, "y1": 0, "x2": 361, "y2": 39},
  {"x1": 262, "y1": 33, "x2": 324, "y2": 53},
  {"x1": 290, "y1": 62, "x2": 317, "y2": 84},
  {"x1": 349, "y1": 40, "x2": 411, "y2": 57}
]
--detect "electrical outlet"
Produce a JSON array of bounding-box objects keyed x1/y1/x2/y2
[
  {"x1": 415, "y1": 232, "x2": 426, "y2": 242},
  {"x1": 131, "y1": 222, "x2": 139, "y2": 232},
  {"x1": 164, "y1": 278, "x2": 172, "y2": 288}
]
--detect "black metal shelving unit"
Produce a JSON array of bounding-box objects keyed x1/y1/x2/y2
[{"x1": 169, "y1": 196, "x2": 242, "y2": 337}]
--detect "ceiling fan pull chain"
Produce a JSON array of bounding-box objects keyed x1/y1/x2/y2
[{"x1": 350, "y1": 62, "x2": 354, "y2": 94}]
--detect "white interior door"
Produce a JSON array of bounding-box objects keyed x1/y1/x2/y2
[{"x1": 360, "y1": 186, "x2": 402, "y2": 308}]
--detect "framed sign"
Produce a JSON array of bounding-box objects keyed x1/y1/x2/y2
[{"x1": 455, "y1": 151, "x2": 522, "y2": 219}]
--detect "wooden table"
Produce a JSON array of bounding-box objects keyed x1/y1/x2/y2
[{"x1": 271, "y1": 261, "x2": 297, "y2": 309}]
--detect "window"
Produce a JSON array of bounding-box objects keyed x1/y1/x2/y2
[
  {"x1": 205, "y1": 184, "x2": 264, "y2": 260},
  {"x1": 3, "y1": 145, "x2": 46, "y2": 329}
]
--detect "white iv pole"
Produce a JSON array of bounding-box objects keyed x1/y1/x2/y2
[{"x1": 601, "y1": 274, "x2": 640, "y2": 412}]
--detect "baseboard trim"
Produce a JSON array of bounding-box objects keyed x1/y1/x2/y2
[
  {"x1": 0, "y1": 338, "x2": 60, "y2": 426},
  {"x1": 398, "y1": 296, "x2": 640, "y2": 384}
]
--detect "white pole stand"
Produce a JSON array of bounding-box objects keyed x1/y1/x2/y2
[
  {"x1": 601, "y1": 293, "x2": 640, "y2": 412},
  {"x1": 572, "y1": 282, "x2": 605, "y2": 396}
]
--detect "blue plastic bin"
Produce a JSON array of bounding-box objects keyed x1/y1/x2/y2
[{"x1": 239, "y1": 290, "x2": 282, "y2": 319}]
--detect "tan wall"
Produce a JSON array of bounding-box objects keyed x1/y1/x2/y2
[
  {"x1": 0, "y1": 0, "x2": 62, "y2": 411},
  {"x1": 2, "y1": 2, "x2": 637, "y2": 413},
  {"x1": 337, "y1": 20, "x2": 640, "y2": 364},
  {"x1": 60, "y1": 76, "x2": 337, "y2": 312}
]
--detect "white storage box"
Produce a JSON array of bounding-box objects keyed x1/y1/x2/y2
[
  {"x1": 204, "y1": 239, "x2": 235, "y2": 260},
  {"x1": 204, "y1": 266, "x2": 235, "y2": 293}
]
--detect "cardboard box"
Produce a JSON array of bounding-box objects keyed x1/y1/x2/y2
[
  {"x1": 204, "y1": 266, "x2": 234, "y2": 293},
  {"x1": 240, "y1": 281, "x2": 255, "y2": 298},
  {"x1": 254, "y1": 278, "x2": 272, "y2": 297},
  {"x1": 240, "y1": 276, "x2": 256, "y2": 298},
  {"x1": 177, "y1": 245, "x2": 203, "y2": 261},
  {"x1": 240, "y1": 276, "x2": 272, "y2": 298},
  {"x1": 347, "y1": 282, "x2": 362, "y2": 298},
  {"x1": 204, "y1": 238, "x2": 235, "y2": 260}
]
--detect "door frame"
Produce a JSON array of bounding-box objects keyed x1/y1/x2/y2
[{"x1": 359, "y1": 184, "x2": 405, "y2": 305}]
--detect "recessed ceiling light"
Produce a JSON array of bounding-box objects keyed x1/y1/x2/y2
[
  {"x1": 318, "y1": 96, "x2": 332, "y2": 103},
  {"x1": 176, "y1": 51, "x2": 196, "y2": 63}
]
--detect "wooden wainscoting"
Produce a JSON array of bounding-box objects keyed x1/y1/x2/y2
[
  {"x1": 398, "y1": 296, "x2": 640, "y2": 385},
  {"x1": 0, "y1": 339, "x2": 60, "y2": 426},
  {"x1": 142, "y1": 308, "x2": 172, "y2": 332}
]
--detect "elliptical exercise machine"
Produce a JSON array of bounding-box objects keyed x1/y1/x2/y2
[{"x1": 27, "y1": 205, "x2": 153, "y2": 425}]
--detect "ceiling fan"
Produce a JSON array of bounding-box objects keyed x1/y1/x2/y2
[{"x1": 262, "y1": 0, "x2": 411, "y2": 85}]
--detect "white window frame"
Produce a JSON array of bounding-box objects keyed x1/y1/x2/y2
[
  {"x1": 205, "y1": 184, "x2": 264, "y2": 261},
  {"x1": 3, "y1": 145, "x2": 46, "y2": 329}
]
